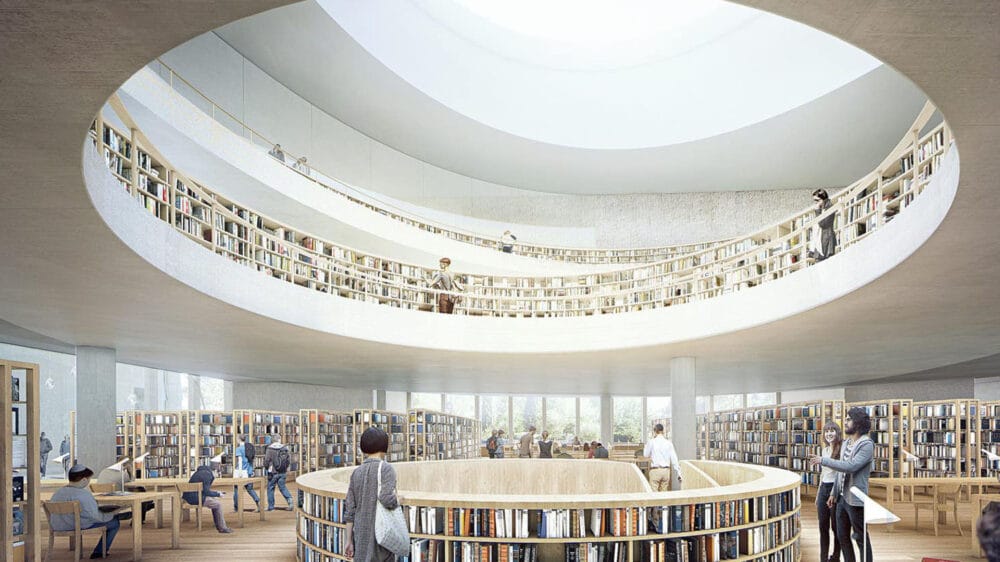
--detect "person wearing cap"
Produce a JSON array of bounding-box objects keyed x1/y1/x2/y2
[
  {"x1": 50, "y1": 464, "x2": 121, "y2": 558},
  {"x1": 185, "y1": 460, "x2": 233, "y2": 533},
  {"x1": 427, "y1": 257, "x2": 464, "y2": 314}
]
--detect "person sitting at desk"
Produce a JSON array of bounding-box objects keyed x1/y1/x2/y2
[
  {"x1": 185, "y1": 462, "x2": 233, "y2": 533},
  {"x1": 50, "y1": 464, "x2": 122, "y2": 559}
]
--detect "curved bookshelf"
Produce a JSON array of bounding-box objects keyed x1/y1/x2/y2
[
  {"x1": 91, "y1": 98, "x2": 950, "y2": 318},
  {"x1": 294, "y1": 459, "x2": 801, "y2": 561}
]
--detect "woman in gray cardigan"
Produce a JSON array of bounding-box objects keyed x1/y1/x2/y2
[{"x1": 345, "y1": 427, "x2": 399, "y2": 562}]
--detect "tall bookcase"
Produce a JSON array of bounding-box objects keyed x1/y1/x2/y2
[
  {"x1": 113, "y1": 412, "x2": 126, "y2": 461},
  {"x1": 846, "y1": 399, "x2": 912, "y2": 479},
  {"x1": 131, "y1": 411, "x2": 188, "y2": 478},
  {"x1": 235, "y1": 410, "x2": 301, "y2": 474},
  {"x1": 299, "y1": 410, "x2": 355, "y2": 474},
  {"x1": 353, "y1": 409, "x2": 407, "y2": 463},
  {"x1": 982, "y1": 401, "x2": 1000, "y2": 477},
  {"x1": 740, "y1": 406, "x2": 788, "y2": 469},
  {"x1": 787, "y1": 400, "x2": 843, "y2": 494},
  {"x1": 189, "y1": 410, "x2": 234, "y2": 476},
  {"x1": 408, "y1": 411, "x2": 482, "y2": 462},
  {"x1": 707, "y1": 410, "x2": 741, "y2": 462},
  {"x1": 3, "y1": 360, "x2": 40, "y2": 562},
  {"x1": 911, "y1": 399, "x2": 980, "y2": 477},
  {"x1": 695, "y1": 414, "x2": 709, "y2": 460}
]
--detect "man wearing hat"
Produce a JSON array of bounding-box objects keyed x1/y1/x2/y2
[
  {"x1": 50, "y1": 464, "x2": 121, "y2": 558},
  {"x1": 428, "y1": 257, "x2": 464, "y2": 314}
]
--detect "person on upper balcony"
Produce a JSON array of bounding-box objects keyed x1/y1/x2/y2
[
  {"x1": 268, "y1": 144, "x2": 285, "y2": 163},
  {"x1": 500, "y1": 230, "x2": 517, "y2": 253},
  {"x1": 809, "y1": 189, "x2": 837, "y2": 261},
  {"x1": 427, "y1": 257, "x2": 464, "y2": 314},
  {"x1": 293, "y1": 156, "x2": 311, "y2": 177}
]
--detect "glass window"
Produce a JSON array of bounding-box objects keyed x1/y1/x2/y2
[
  {"x1": 480, "y1": 395, "x2": 509, "y2": 439},
  {"x1": 544, "y1": 397, "x2": 576, "y2": 443},
  {"x1": 646, "y1": 396, "x2": 671, "y2": 440},
  {"x1": 197, "y1": 377, "x2": 226, "y2": 411},
  {"x1": 696, "y1": 396, "x2": 709, "y2": 415},
  {"x1": 746, "y1": 392, "x2": 776, "y2": 407},
  {"x1": 578, "y1": 397, "x2": 601, "y2": 442},
  {"x1": 410, "y1": 392, "x2": 442, "y2": 411},
  {"x1": 613, "y1": 396, "x2": 642, "y2": 443},
  {"x1": 444, "y1": 394, "x2": 475, "y2": 418},
  {"x1": 511, "y1": 395, "x2": 542, "y2": 435},
  {"x1": 713, "y1": 394, "x2": 742, "y2": 412},
  {"x1": 385, "y1": 391, "x2": 407, "y2": 413}
]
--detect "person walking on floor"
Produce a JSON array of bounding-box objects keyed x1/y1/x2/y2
[
  {"x1": 519, "y1": 426, "x2": 536, "y2": 458},
  {"x1": 39, "y1": 432, "x2": 52, "y2": 477},
  {"x1": 643, "y1": 423, "x2": 683, "y2": 491},
  {"x1": 185, "y1": 461, "x2": 233, "y2": 533},
  {"x1": 265, "y1": 437, "x2": 294, "y2": 511},
  {"x1": 815, "y1": 421, "x2": 843, "y2": 562},
  {"x1": 51, "y1": 464, "x2": 125, "y2": 558},
  {"x1": 345, "y1": 426, "x2": 400, "y2": 562},
  {"x1": 59, "y1": 434, "x2": 70, "y2": 476},
  {"x1": 234, "y1": 436, "x2": 262, "y2": 513},
  {"x1": 810, "y1": 407, "x2": 874, "y2": 562}
]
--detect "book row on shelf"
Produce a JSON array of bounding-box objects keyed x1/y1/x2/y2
[
  {"x1": 696, "y1": 398, "x2": 1000, "y2": 490},
  {"x1": 4, "y1": 360, "x2": 40, "y2": 562},
  {"x1": 92, "y1": 100, "x2": 949, "y2": 318},
  {"x1": 294, "y1": 462, "x2": 801, "y2": 562},
  {"x1": 99, "y1": 408, "x2": 480, "y2": 479}
]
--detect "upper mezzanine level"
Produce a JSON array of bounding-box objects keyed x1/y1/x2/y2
[{"x1": 90, "y1": 93, "x2": 953, "y2": 321}]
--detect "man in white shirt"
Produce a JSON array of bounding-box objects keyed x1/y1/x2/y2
[{"x1": 643, "y1": 423, "x2": 682, "y2": 491}]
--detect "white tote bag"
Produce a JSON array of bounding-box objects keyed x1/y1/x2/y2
[{"x1": 374, "y1": 460, "x2": 410, "y2": 555}]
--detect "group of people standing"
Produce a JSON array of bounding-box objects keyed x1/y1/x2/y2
[{"x1": 484, "y1": 426, "x2": 563, "y2": 459}]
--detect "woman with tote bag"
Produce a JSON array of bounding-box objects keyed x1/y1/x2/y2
[{"x1": 345, "y1": 427, "x2": 408, "y2": 561}]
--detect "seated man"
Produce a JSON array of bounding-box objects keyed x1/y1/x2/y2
[
  {"x1": 184, "y1": 461, "x2": 233, "y2": 533},
  {"x1": 593, "y1": 442, "x2": 610, "y2": 459},
  {"x1": 50, "y1": 464, "x2": 121, "y2": 559}
]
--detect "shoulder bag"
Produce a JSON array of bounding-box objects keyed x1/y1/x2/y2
[{"x1": 374, "y1": 460, "x2": 410, "y2": 555}]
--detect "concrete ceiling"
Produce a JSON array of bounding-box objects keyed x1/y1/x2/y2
[
  {"x1": 211, "y1": 0, "x2": 930, "y2": 195},
  {"x1": 0, "y1": 1, "x2": 997, "y2": 395}
]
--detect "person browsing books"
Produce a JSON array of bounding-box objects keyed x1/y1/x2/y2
[
  {"x1": 643, "y1": 423, "x2": 682, "y2": 491},
  {"x1": 810, "y1": 407, "x2": 874, "y2": 562}
]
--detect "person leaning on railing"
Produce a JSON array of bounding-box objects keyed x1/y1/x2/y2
[
  {"x1": 500, "y1": 230, "x2": 517, "y2": 253},
  {"x1": 809, "y1": 189, "x2": 837, "y2": 261},
  {"x1": 426, "y1": 257, "x2": 464, "y2": 314},
  {"x1": 268, "y1": 143, "x2": 285, "y2": 163}
]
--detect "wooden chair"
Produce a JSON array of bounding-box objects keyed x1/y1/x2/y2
[
  {"x1": 89, "y1": 483, "x2": 116, "y2": 494},
  {"x1": 174, "y1": 482, "x2": 204, "y2": 531},
  {"x1": 42, "y1": 501, "x2": 108, "y2": 562},
  {"x1": 913, "y1": 483, "x2": 964, "y2": 536}
]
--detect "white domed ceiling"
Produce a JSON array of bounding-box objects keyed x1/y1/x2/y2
[{"x1": 212, "y1": 0, "x2": 929, "y2": 194}]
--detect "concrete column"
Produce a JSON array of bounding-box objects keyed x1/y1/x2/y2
[
  {"x1": 600, "y1": 394, "x2": 613, "y2": 445},
  {"x1": 375, "y1": 389, "x2": 386, "y2": 410},
  {"x1": 670, "y1": 357, "x2": 697, "y2": 462},
  {"x1": 76, "y1": 347, "x2": 117, "y2": 470}
]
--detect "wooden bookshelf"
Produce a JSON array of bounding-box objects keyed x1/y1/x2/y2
[
  {"x1": 408, "y1": 410, "x2": 481, "y2": 462},
  {"x1": 130, "y1": 411, "x2": 188, "y2": 478},
  {"x1": 982, "y1": 401, "x2": 1000, "y2": 477},
  {"x1": 911, "y1": 399, "x2": 980, "y2": 477},
  {"x1": 299, "y1": 410, "x2": 355, "y2": 474},
  {"x1": 95, "y1": 99, "x2": 952, "y2": 318},
  {"x1": 846, "y1": 399, "x2": 912, "y2": 479},
  {"x1": 352, "y1": 409, "x2": 407, "y2": 463},
  {"x1": 189, "y1": 410, "x2": 234, "y2": 476},
  {"x1": 740, "y1": 406, "x2": 788, "y2": 469},
  {"x1": 113, "y1": 412, "x2": 126, "y2": 461},
  {"x1": 3, "y1": 360, "x2": 41, "y2": 562},
  {"x1": 295, "y1": 459, "x2": 801, "y2": 562},
  {"x1": 695, "y1": 415, "x2": 709, "y2": 460},
  {"x1": 786, "y1": 400, "x2": 843, "y2": 494},
  {"x1": 234, "y1": 410, "x2": 302, "y2": 474},
  {"x1": 707, "y1": 409, "x2": 742, "y2": 462}
]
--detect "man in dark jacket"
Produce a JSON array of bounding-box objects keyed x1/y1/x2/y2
[
  {"x1": 40, "y1": 432, "x2": 53, "y2": 476},
  {"x1": 185, "y1": 462, "x2": 233, "y2": 533},
  {"x1": 265, "y1": 438, "x2": 294, "y2": 511}
]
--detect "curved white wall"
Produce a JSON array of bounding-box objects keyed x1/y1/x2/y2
[
  {"x1": 84, "y1": 125, "x2": 960, "y2": 354},
  {"x1": 156, "y1": 32, "x2": 831, "y2": 248}
]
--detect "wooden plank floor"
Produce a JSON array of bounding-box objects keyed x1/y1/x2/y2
[{"x1": 38, "y1": 486, "x2": 984, "y2": 562}]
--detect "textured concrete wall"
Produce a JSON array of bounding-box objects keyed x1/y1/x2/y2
[
  {"x1": 232, "y1": 381, "x2": 373, "y2": 412},
  {"x1": 844, "y1": 378, "x2": 975, "y2": 403},
  {"x1": 414, "y1": 189, "x2": 815, "y2": 248},
  {"x1": 76, "y1": 347, "x2": 117, "y2": 470},
  {"x1": 974, "y1": 377, "x2": 1000, "y2": 401}
]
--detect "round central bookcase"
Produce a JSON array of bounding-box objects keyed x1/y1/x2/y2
[{"x1": 295, "y1": 459, "x2": 801, "y2": 561}]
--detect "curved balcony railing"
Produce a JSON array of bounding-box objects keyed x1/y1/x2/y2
[
  {"x1": 147, "y1": 58, "x2": 729, "y2": 265},
  {"x1": 92, "y1": 98, "x2": 949, "y2": 317}
]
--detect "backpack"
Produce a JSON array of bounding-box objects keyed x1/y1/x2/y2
[
  {"x1": 274, "y1": 446, "x2": 291, "y2": 473},
  {"x1": 244, "y1": 442, "x2": 256, "y2": 463},
  {"x1": 486, "y1": 436, "x2": 498, "y2": 452}
]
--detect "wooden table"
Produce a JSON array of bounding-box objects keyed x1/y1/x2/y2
[
  {"x1": 128, "y1": 475, "x2": 267, "y2": 528},
  {"x1": 970, "y1": 492, "x2": 1000, "y2": 558},
  {"x1": 42, "y1": 490, "x2": 180, "y2": 561},
  {"x1": 870, "y1": 476, "x2": 998, "y2": 531}
]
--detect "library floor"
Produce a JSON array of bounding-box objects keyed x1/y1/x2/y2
[{"x1": 37, "y1": 485, "x2": 984, "y2": 562}]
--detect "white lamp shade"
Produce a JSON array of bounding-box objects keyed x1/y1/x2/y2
[
  {"x1": 210, "y1": 454, "x2": 224, "y2": 464},
  {"x1": 54, "y1": 453, "x2": 70, "y2": 463},
  {"x1": 107, "y1": 457, "x2": 130, "y2": 470},
  {"x1": 982, "y1": 449, "x2": 1000, "y2": 462},
  {"x1": 850, "y1": 486, "x2": 901, "y2": 525},
  {"x1": 901, "y1": 448, "x2": 918, "y2": 462},
  {"x1": 133, "y1": 452, "x2": 150, "y2": 464}
]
